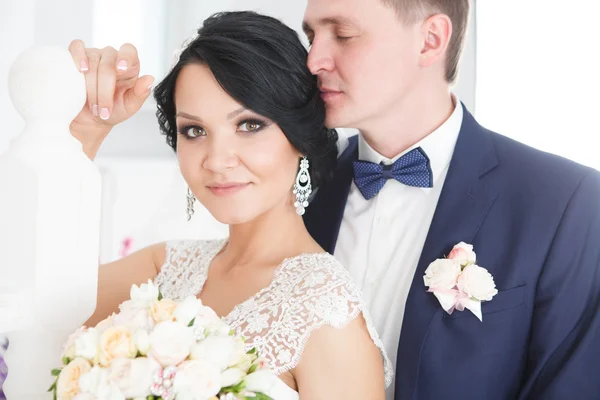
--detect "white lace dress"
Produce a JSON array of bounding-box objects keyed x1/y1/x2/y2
[{"x1": 155, "y1": 239, "x2": 393, "y2": 399}]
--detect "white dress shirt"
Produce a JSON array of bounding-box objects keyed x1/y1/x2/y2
[{"x1": 334, "y1": 97, "x2": 463, "y2": 398}]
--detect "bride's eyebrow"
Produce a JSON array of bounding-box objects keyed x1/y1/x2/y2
[
  {"x1": 175, "y1": 107, "x2": 247, "y2": 122},
  {"x1": 227, "y1": 107, "x2": 247, "y2": 120}
]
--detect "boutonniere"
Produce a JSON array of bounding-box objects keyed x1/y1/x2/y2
[{"x1": 423, "y1": 242, "x2": 498, "y2": 321}]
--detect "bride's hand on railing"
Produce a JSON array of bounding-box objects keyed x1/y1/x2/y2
[{"x1": 67, "y1": 40, "x2": 155, "y2": 160}]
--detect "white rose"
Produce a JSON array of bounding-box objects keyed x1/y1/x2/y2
[
  {"x1": 108, "y1": 357, "x2": 160, "y2": 398},
  {"x1": 189, "y1": 335, "x2": 236, "y2": 371},
  {"x1": 457, "y1": 264, "x2": 498, "y2": 301},
  {"x1": 62, "y1": 327, "x2": 87, "y2": 361},
  {"x1": 129, "y1": 279, "x2": 160, "y2": 306},
  {"x1": 203, "y1": 320, "x2": 234, "y2": 338},
  {"x1": 447, "y1": 242, "x2": 477, "y2": 265},
  {"x1": 193, "y1": 306, "x2": 222, "y2": 329},
  {"x1": 56, "y1": 358, "x2": 92, "y2": 400},
  {"x1": 173, "y1": 360, "x2": 221, "y2": 399},
  {"x1": 244, "y1": 370, "x2": 276, "y2": 394},
  {"x1": 148, "y1": 321, "x2": 195, "y2": 366},
  {"x1": 114, "y1": 301, "x2": 154, "y2": 331},
  {"x1": 220, "y1": 368, "x2": 246, "y2": 387},
  {"x1": 423, "y1": 259, "x2": 461, "y2": 290},
  {"x1": 95, "y1": 314, "x2": 115, "y2": 335},
  {"x1": 173, "y1": 296, "x2": 205, "y2": 326},
  {"x1": 98, "y1": 326, "x2": 137, "y2": 367},
  {"x1": 133, "y1": 329, "x2": 151, "y2": 355},
  {"x1": 79, "y1": 366, "x2": 125, "y2": 400},
  {"x1": 75, "y1": 328, "x2": 100, "y2": 363}
]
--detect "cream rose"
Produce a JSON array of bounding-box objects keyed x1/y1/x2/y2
[
  {"x1": 95, "y1": 314, "x2": 115, "y2": 335},
  {"x1": 423, "y1": 259, "x2": 461, "y2": 290},
  {"x1": 172, "y1": 360, "x2": 221, "y2": 399},
  {"x1": 148, "y1": 321, "x2": 195, "y2": 366},
  {"x1": 108, "y1": 357, "x2": 160, "y2": 398},
  {"x1": 447, "y1": 242, "x2": 477, "y2": 265},
  {"x1": 56, "y1": 358, "x2": 92, "y2": 400},
  {"x1": 150, "y1": 298, "x2": 177, "y2": 323},
  {"x1": 457, "y1": 264, "x2": 498, "y2": 301},
  {"x1": 98, "y1": 326, "x2": 137, "y2": 366},
  {"x1": 79, "y1": 366, "x2": 125, "y2": 400}
]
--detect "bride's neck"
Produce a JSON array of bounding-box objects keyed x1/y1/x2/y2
[{"x1": 222, "y1": 201, "x2": 314, "y2": 266}]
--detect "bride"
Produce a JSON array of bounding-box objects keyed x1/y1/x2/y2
[{"x1": 72, "y1": 11, "x2": 392, "y2": 399}]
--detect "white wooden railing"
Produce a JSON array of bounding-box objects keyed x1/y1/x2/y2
[{"x1": 0, "y1": 46, "x2": 101, "y2": 399}]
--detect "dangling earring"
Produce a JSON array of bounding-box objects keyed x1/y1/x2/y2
[
  {"x1": 293, "y1": 157, "x2": 312, "y2": 216},
  {"x1": 186, "y1": 187, "x2": 196, "y2": 221}
]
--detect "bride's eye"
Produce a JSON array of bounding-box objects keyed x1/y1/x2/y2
[
  {"x1": 178, "y1": 126, "x2": 206, "y2": 139},
  {"x1": 238, "y1": 120, "x2": 265, "y2": 133}
]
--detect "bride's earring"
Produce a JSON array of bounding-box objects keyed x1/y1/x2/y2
[
  {"x1": 293, "y1": 157, "x2": 312, "y2": 216},
  {"x1": 186, "y1": 187, "x2": 196, "y2": 221}
]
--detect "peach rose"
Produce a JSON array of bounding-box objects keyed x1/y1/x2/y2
[
  {"x1": 56, "y1": 358, "x2": 92, "y2": 400},
  {"x1": 150, "y1": 298, "x2": 177, "y2": 323},
  {"x1": 98, "y1": 326, "x2": 137, "y2": 367}
]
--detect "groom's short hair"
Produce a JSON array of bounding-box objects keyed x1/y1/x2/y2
[{"x1": 382, "y1": 0, "x2": 470, "y2": 83}]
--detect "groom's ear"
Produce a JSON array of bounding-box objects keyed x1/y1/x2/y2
[{"x1": 418, "y1": 13, "x2": 452, "y2": 69}]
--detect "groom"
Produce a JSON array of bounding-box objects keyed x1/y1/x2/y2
[{"x1": 302, "y1": 0, "x2": 600, "y2": 399}]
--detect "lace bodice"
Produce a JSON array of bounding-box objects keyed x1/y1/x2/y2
[{"x1": 155, "y1": 239, "x2": 393, "y2": 390}]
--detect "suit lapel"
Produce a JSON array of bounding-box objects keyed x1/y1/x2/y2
[
  {"x1": 303, "y1": 135, "x2": 358, "y2": 254},
  {"x1": 396, "y1": 105, "x2": 500, "y2": 397}
]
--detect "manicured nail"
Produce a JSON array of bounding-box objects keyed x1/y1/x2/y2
[
  {"x1": 116, "y1": 60, "x2": 128, "y2": 71},
  {"x1": 92, "y1": 104, "x2": 99, "y2": 117},
  {"x1": 99, "y1": 108, "x2": 110, "y2": 120},
  {"x1": 80, "y1": 60, "x2": 89, "y2": 72}
]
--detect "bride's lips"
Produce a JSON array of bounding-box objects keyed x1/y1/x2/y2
[{"x1": 207, "y1": 182, "x2": 250, "y2": 196}]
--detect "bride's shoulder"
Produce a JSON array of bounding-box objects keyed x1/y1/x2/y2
[{"x1": 286, "y1": 252, "x2": 361, "y2": 293}]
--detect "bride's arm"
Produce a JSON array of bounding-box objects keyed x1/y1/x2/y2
[
  {"x1": 294, "y1": 314, "x2": 386, "y2": 399},
  {"x1": 84, "y1": 243, "x2": 166, "y2": 327}
]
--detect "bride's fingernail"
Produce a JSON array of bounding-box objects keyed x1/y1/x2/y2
[
  {"x1": 99, "y1": 108, "x2": 110, "y2": 120},
  {"x1": 80, "y1": 60, "x2": 89, "y2": 72},
  {"x1": 116, "y1": 60, "x2": 128, "y2": 71}
]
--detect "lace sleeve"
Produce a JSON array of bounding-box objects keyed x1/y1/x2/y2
[{"x1": 243, "y1": 254, "x2": 394, "y2": 388}]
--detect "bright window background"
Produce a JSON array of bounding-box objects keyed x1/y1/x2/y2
[{"x1": 475, "y1": 1, "x2": 600, "y2": 169}]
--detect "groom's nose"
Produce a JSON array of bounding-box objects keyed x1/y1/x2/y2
[{"x1": 307, "y1": 38, "x2": 335, "y2": 75}]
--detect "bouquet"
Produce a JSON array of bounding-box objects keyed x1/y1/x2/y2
[{"x1": 49, "y1": 280, "x2": 275, "y2": 400}]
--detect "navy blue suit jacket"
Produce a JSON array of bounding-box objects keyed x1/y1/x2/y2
[{"x1": 303, "y1": 105, "x2": 600, "y2": 399}]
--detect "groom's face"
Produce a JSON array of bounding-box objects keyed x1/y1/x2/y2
[{"x1": 304, "y1": 0, "x2": 423, "y2": 130}]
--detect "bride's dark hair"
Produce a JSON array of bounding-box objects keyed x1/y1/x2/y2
[{"x1": 153, "y1": 11, "x2": 338, "y2": 189}]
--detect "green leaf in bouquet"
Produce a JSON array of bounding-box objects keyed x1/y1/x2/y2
[
  {"x1": 246, "y1": 393, "x2": 273, "y2": 400},
  {"x1": 62, "y1": 356, "x2": 71, "y2": 365},
  {"x1": 222, "y1": 380, "x2": 247, "y2": 394},
  {"x1": 188, "y1": 317, "x2": 196, "y2": 327},
  {"x1": 247, "y1": 363, "x2": 258, "y2": 375},
  {"x1": 229, "y1": 329, "x2": 236, "y2": 336},
  {"x1": 247, "y1": 347, "x2": 257, "y2": 355},
  {"x1": 158, "y1": 290, "x2": 163, "y2": 301},
  {"x1": 51, "y1": 368, "x2": 62, "y2": 377}
]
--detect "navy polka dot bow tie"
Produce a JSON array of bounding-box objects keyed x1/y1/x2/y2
[{"x1": 352, "y1": 147, "x2": 433, "y2": 200}]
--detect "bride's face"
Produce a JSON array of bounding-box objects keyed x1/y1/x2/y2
[{"x1": 174, "y1": 63, "x2": 302, "y2": 225}]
